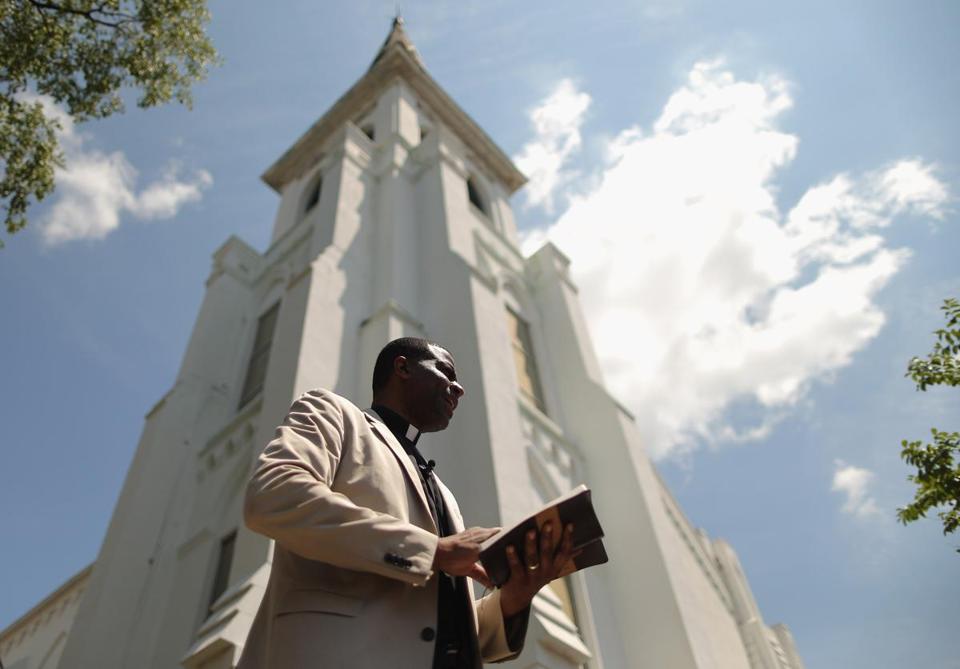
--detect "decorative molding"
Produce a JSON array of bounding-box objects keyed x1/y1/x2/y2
[
  {"x1": 208, "y1": 235, "x2": 261, "y2": 288},
  {"x1": 518, "y1": 395, "x2": 584, "y2": 464},
  {"x1": 525, "y1": 242, "x2": 579, "y2": 295},
  {"x1": 341, "y1": 123, "x2": 375, "y2": 172},
  {"x1": 263, "y1": 203, "x2": 313, "y2": 259},
  {"x1": 473, "y1": 225, "x2": 525, "y2": 269},
  {"x1": 526, "y1": 443, "x2": 565, "y2": 503},
  {"x1": 604, "y1": 388, "x2": 636, "y2": 421},
  {"x1": 180, "y1": 635, "x2": 234, "y2": 669},
  {"x1": 206, "y1": 576, "x2": 256, "y2": 616},
  {"x1": 181, "y1": 565, "x2": 271, "y2": 669},
  {"x1": 0, "y1": 563, "x2": 92, "y2": 647},
  {"x1": 144, "y1": 388, "x2": 173, "y2": 420},
  {"x1": 655, "y1": 470, "x2": 733, "y2": 613},
  {"x1": 257, "y1": 229, "x2": 313, "y2": 299},
  {"x1": 261, "y1": 43, "x2": 526, "y2": 194},
  {"x1": 200, "y1": 399, "x2": 261, "y2": 459},
  {"x1": 176, "y1": 528, "x2": 213, "y2": 560},
  {"x1": 194, "y1": 607, "x2": 239, "y2": 640},
  {"x1": 359, "y1": 299, "x2": 424, "y2": 332},
  {"x1": 531, "y1": 586, "x2": 592, "y2": 664},
  {"x1": 197, "y1": 400, "x2": 261, "y2": 481}
]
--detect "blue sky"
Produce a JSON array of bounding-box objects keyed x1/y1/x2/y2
[{"x1": 1, "y1": 2, "x2": 958, "y2": 667}]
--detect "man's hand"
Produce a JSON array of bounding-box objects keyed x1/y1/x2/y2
[
  {"x1": 433, "y1": 526, "x2": 500, "y2": 588},
  {"x1": 499, "y1": 522, "x2": 576, "y2": 619}
]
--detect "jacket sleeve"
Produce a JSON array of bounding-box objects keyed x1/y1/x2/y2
[
  {"x1": 244, "y1": 390, "x2": 439, "y2": 586},
  {"x1": 475, "y1": 588, "x2": 530, "y2": 662}
]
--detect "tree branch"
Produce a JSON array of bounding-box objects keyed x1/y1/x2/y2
[{"x1": 27, "y1": 0, "x2": 137, "y2": 29}]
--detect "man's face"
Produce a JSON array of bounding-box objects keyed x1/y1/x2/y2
[{"x1": 403, "y1": 344, "x2": 465, "y2": 432}]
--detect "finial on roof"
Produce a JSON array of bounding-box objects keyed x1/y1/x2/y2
[{"x1": 370, "y1": 14, "x2": 424, "y2": 70}]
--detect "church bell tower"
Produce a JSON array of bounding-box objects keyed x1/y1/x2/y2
[{"x1": 54, "y1": 18, "x2": 804, "y2": 669}]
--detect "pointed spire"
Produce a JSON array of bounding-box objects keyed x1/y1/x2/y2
[{"x1": 370, "y1": 15, "x2": 425, "y2": 70}]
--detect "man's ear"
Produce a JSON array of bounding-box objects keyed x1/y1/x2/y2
[{"x1": 393, "y1": 355, "x2": 411, "y2": 380}]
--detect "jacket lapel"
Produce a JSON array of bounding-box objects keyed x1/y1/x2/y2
[{"x1": 364, "y1": 410, "x2": 437, "y2": 534}]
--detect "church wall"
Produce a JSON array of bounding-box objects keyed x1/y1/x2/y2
[
  {"x1": 81, "y1": 242, "x2": 268, "y2": 667},
  {"x1": 523, "y1": 244, "x2": 716, "y2": 668},
  {"x1": 771, "y1": 624, "x2": 804, "y2": 669},
  {"x1": 712, "y1": 541, "x2": 788, "y2": 669},
  {"x1": 369, "y1": 135, "x2": 421, "y2": 323},
  {"x1": 656, "y1": 496, "x2": 751, "y2": 668},
  {"x1": 228, "y1": 136, "x2": 370, "y2": 595},
  {"x1": 173, "y1": 214, "x2": 333, "y2": 665},
  {"x1": 155, "y1": 140, "x2": 361, "y2": 664},
  {"x1": 408, "y1": 151, "x2": 503, "y2": 530},
  {"x1": 269, "y1": 161, "x2": 321, "y2": 245},
  {"x1": 433, "y1": 145, "x2": 525, "y2": 515},
  {"x1": 32, "y1": 29, "x2": 804, "y2": 668},
  {"x1": 177, "y1": 238, "x2": 263, "y2": 444},
  {"x1": 374, "y1": 80, "x2": 421, "y2": 148},
  {"x1": 150, "y1": 406, "x2": 266, "y2": 666},
  {"x1": 269, "y1": 179, "x2": 303, "y2": 244},
  {"x1": 292, "y1": 131, "x2": 369, "y2": 401},
  {"x1": 57, "y1": 378, "x2": 198, "y2": 667},
  {"x1": 0, "y1": 566, "x2": 89, "y2": 669},
  {"x1": 412, "y1": 118, "x2": 612, "y2": 667}
]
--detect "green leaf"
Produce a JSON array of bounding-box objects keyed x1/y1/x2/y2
[{"x1": 0, "y1": 0, "x2": 219, "y2": 243}]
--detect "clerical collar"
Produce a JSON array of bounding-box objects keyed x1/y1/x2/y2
[{"x1": 370, "y1": 404, "x2": 421, "y2": 448}]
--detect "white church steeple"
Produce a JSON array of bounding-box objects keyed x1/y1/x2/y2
[{"x1": 38, "y1": 18, "x2": 807, "y2": 669}]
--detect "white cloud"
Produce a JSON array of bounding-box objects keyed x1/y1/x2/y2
[
  {"x1": 131, "y1": 165, "x2": 213, "y2": 219},
  {"x1": 522, "y1": 61, "x2": 950, "y2": 458},
  {"x1": 832, "y1": 460, "x2": 881, "y2": 518},
  {"x1": 17, "y1": 92, "x2": 212, "y2": 245},
  {"x1": 513, "y1": 79, "x2": 591, "y2": 214}
]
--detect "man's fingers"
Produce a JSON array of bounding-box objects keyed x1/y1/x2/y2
[
  {"x1": 468, "y1": 562, "x2": 493, "y2": 589},
  {"x1": 466, "y1": 526, "x2": 501, "y2": 543},
  {"x1": 539, "y1": 522, "x2": 554, "y2": 573},
  {"x1": 505, "y1": 545, "x2": 526, "y2": 583},
  {"x1": 480, "y1": 527, "x2": 501, "y2": 542},
  {"x1": 544, "y1": 524, "x2": 575, "y2": 580},
  {"x1": 558, "y1": 523, "x2": 574, "y2": 560},
  {"x1": 524, "y1": 529, "x2": 539, "y2": 570}
]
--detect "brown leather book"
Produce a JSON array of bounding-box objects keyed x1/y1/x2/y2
[{"x1": 479, "y1": 485, "x2": 608, "y2": 587}]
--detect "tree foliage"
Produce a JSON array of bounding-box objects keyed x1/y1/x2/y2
[
  {"x1": 0, "y1": 0, "x2": 217, "y2": 244},
  {"x1": 897, "y1": 298, "x2": 960, "y2": 550}
]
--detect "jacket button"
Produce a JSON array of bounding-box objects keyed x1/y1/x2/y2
[{"x1": 420, "y1": 627, "x2": 436, "y2": 642}]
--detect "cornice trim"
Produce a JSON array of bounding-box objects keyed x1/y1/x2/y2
[{"x1": 262, "y1": 47, "x2": 526, "y2": 195}]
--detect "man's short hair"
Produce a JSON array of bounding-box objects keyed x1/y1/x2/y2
[{"x1": 372, "y1": 337, "x2": 438, "y2": 394}]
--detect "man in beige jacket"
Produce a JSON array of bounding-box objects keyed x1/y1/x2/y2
[{"x1": 239, "y1": 338, "x2": 574, "y2": 668}]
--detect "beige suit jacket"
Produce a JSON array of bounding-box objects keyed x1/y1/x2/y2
[{"x1": 237, "y1": 389, "x2": 520, "y2": 668}]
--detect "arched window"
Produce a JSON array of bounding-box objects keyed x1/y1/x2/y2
[
  {"x1": 304, "y1": 177, "x2": 322, "y2": 214},
  {"x1": 467, "y1": 176, "x2": 489, "y2": 217}
]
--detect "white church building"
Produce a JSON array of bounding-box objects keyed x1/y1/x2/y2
[{"x1": 1, "y1": 19, "x2": 804, "y2": 669}]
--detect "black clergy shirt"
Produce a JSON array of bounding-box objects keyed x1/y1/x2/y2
[
  {"x1": 370, "y1": 405, "x2": 526, "y2": 669},
  {"x1": 371, "y1": 404, "x2": 480, "y2": 669}
]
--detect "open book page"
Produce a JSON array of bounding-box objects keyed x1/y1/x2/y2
[{"x1": 479, "y1": 485, "x2": 608, "y2": 587}]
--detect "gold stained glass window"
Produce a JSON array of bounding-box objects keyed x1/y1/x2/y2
[
  {"x1": 238, "y1": 302, "x2": 280, "y2": 408},
  {"x1": 505, "y1": 306, "x2": 546, "y2": 412}
]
